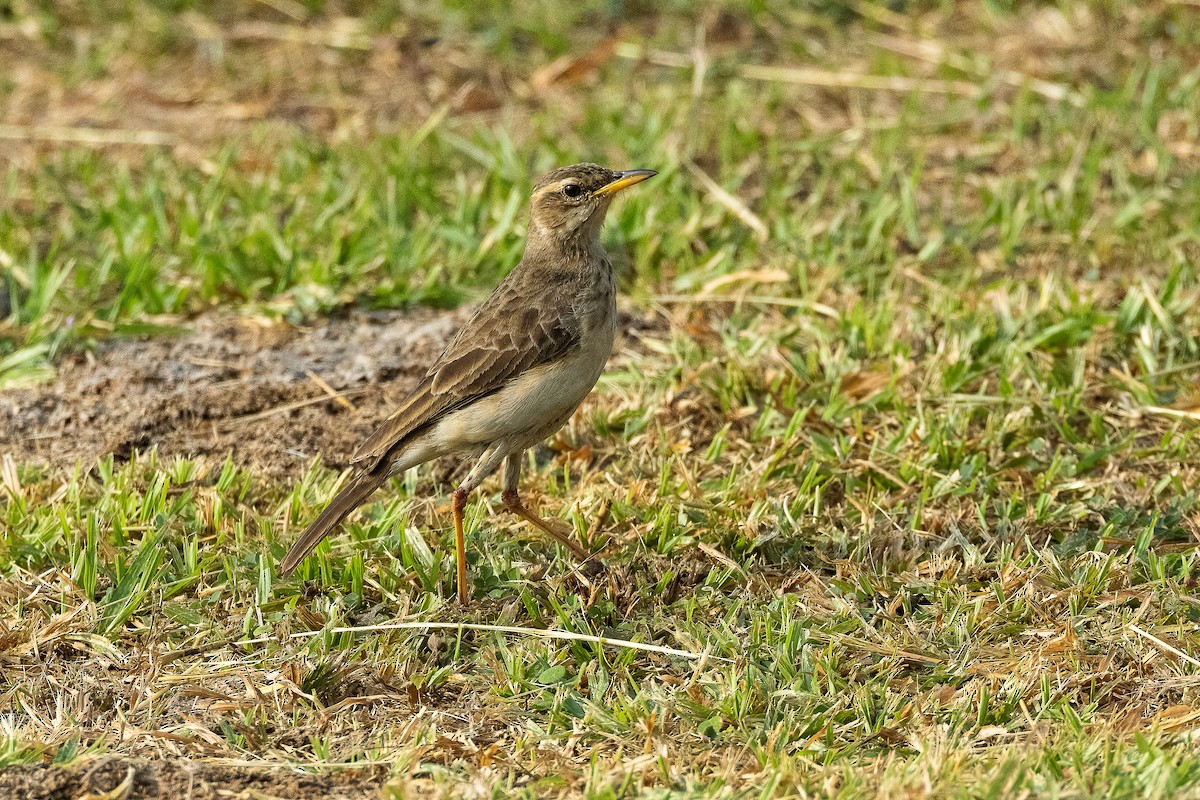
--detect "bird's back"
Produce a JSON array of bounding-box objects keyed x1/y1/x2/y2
[{"x1": 351, "y1": 251, "x2": 604, "y2": 472}]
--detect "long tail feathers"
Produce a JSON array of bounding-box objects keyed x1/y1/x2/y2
[{"x1": 279, "y1": 472, "x2": 386, "y2": 575}]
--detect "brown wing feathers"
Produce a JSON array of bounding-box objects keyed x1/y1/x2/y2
[
  {"x1": 352, "y1": 273, "x2": 580, "y2": 470},
  {"x1": 280, "y1": 264, "x2": 582, "y2": 573}
]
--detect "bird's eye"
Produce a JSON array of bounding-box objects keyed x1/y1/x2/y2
[{"x1": 562, "y1": 183, "x2": 583, "y2": 199}]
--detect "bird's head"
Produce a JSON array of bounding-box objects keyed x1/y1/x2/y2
[{"x1": 527, "y1": 163, "x2": 656, "y2": 245}]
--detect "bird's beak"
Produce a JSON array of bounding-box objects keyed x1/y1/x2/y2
[{"x1": 592, "y1": 169, "x2": 657, "y2": 197}]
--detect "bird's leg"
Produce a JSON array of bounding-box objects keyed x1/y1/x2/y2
[
  {"x1": 504, "y1": 491, "x2": 590, "y2": 560},
  {"x1": 452, "y1": 487, "x2": 469, "y2": 604},
  {"x1": 501, "y1": 454, "x2": 590, "y2": 560},
  {"x1": 451, "y1": 444, "x2": 508, "y2": 605}
]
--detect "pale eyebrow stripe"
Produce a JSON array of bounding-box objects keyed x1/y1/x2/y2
[{"x1": 534, "y1": 178, "x2": 578, "y2": 196}]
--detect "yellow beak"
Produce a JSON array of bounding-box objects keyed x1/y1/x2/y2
[{"x1": 592, "y1": 169, "x2": 658, "y2": 197}]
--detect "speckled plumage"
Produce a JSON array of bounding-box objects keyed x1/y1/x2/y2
[{"x1": 280, "y1": 164, "x2": 656, "y2": 598}]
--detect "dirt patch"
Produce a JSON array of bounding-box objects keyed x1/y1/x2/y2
[
  {"x1": 0, "y1": 757, "x2": 384, "y2": 800},
  {"x1": 0, "y1": 308, "x2": 466, "y2": 478},
  {"x1": 0, "y1": 308, "x2": 665, "y2": 477}
]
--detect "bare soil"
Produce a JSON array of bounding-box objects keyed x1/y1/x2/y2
[
  {"x1": 0, "y1": 307, "x2": 662, "y2": 477},
  {"x1": 0, "y1": 309, "x2": 466, "y2": 478},
  {"x1": 0, "y1": 756, "x2": 384, "y2": 800}
]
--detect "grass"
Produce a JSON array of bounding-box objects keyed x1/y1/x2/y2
[{"x1": 4, "y1": 0, "x2": 1200, "y2": 797}]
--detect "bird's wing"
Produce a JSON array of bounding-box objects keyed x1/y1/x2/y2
[{"x1": 352, "y1": 272, "x2": 580, "y2": 471}]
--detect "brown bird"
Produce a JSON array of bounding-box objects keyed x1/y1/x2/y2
[{"x1": 279, "y1": 163, "x2": 656, "y2": 602}]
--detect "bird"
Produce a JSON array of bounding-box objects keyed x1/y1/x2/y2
[{"x1": 279, "y1": 163, "x2": 657, "y2": 603}]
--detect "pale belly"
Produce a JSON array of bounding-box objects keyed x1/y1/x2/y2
[{"x1": 424, "y1": 309, "x2": 615, "y2": 455}]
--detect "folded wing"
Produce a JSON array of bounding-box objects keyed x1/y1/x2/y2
[{"x1": 352, "y1": 273, "x2": 581, "y2": 472}]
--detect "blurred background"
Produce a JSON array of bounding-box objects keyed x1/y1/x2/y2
[{"x1": 3, "y1": 1, "x2": 1196, "y2": 386}]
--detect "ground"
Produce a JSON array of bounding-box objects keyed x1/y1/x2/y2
[
  {"x1": 4, "y1": 1, "x2": 1200, "y2": 798},
  {"x1": 0, "y1": 757, "x2": 383, "y2": 800},
  {"x1": 1, "y1": 309, "x2": 466, "y2": 475}
]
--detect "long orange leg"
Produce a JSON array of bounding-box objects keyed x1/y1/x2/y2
[
  {"x1": 452, "y1": 488, "x2": 469, "y2": 604},
  {"x1": 501, "y1": 454, "x2": 591, "y2": 560},
  {"x1": 502, "y1": 489, "x2": 591, "y2": 559}
]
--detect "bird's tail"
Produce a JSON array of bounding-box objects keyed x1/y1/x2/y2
[{"x1": 279, "y1": 471, "x2": 387, "y2": 575}]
